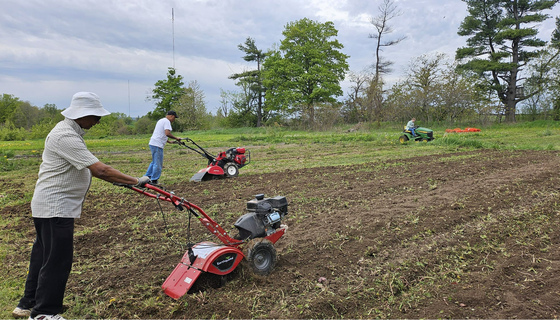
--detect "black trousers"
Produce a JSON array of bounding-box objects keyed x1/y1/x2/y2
[{"x1": 18, "y1": 217, "x2": 74, "y2": 317}]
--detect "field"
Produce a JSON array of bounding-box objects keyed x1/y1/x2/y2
[{"x1": 2, "y1": 123, "x2": 560, "y2": 318}]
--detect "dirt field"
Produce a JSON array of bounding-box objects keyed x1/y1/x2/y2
[{"x1": 4, "y1": 149, "x2": 560, "y2": 318}]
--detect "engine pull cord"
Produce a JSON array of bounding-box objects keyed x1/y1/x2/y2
[{"x1": 156, "y1": 197, "x2": 192, "y2": 251}]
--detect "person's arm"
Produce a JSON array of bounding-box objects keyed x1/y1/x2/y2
[
  {"x1": 165, "y1": 129, "x2": 182, "y2": 142},
  {"x1": 88, "y1": 161, "x2": 140, "y2": 185}
]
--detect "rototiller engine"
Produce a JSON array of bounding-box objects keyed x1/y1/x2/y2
[
  {"x1": 118, "y1": 182, "x2": 288, "y2": 299},
  {"x1": 177, "y1": 138, "x2": 250, "y2": 182}
]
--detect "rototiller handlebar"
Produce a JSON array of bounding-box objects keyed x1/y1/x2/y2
[{"x1": 124, "y1": 183, "x2": 242, "y2": 246}]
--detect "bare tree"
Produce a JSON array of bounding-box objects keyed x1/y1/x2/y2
[
  {"x1": 367, "y1": 0, "x2": 406, "y2": 123},
  {"x1": 368, "y1": 0, "x2": 406, "y2": 83},
  {"x1": 342, "y1": 70, "x2": 373, "y2": 123}
]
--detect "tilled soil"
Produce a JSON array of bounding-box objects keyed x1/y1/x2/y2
[{"x1": 4, "y1": 149, "x2": 560, "y2": 318}]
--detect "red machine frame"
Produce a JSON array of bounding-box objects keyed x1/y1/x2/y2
[{"x1": 127, "y1": 183, "x2": 286, "y2": 298}]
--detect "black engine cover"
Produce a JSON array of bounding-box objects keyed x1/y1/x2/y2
[{"x1": 234, "y1": 212, "x2": 266, "y2": 240}]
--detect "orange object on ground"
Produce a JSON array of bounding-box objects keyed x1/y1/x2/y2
[{"x1": 445, "y1": 127, "x2": 481, "y2": 133}]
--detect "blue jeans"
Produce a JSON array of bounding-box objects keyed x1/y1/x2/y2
[{"x1": 145, "y1": 145, "x2": 164, "y2": 181}]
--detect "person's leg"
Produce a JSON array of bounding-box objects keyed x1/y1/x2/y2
[
  {"x1": 149, "y1": 146, "x2": 164, "y2": 181},
  {"x1": 145, "y1": 162, "x2": 153, "y2": 179},
  {"x1": 16, "y1": 225, "x2": 44, "y2": 310},
  {"x1": 145, "y1": 145, "x2": 157, "y2": 178},
  {"x1": 30, "y1": 218, "x2": 74, "y2": 317}
]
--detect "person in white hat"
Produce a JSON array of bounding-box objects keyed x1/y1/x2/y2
[{"x1": 12, "y1": 92, "x2": 150, "y2": 320}]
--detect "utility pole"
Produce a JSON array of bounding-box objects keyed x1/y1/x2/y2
[
  {"x1": 172, "y1": 8, "x2": 175, "y2": 69},
  {"x1": 128, "y1": 79, "x2": 130, "y2": 117}
]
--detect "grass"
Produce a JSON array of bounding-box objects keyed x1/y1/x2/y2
[{"x1": 2, "y1": 121, "x2": 560, "y2": 318}]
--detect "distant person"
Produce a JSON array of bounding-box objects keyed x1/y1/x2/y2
[
  {"x1": 144, "y1": 110, "x2": 182, "y2": 184},
  {"x1": 406, "y1": 118, "x2": 417, "y2": 136},
  {"x1": 12, "y1": 92, "x2": 150, "y2": 320}
]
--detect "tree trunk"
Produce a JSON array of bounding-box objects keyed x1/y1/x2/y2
[
  {"x1": 257, "y1": 91, "x2": 263, "y2": 127},
  {"x1": 553, "y1": 99, "x2": 560, "y2": 121},
  {"x1": 504, "y1": 2, "x2": 520, "y2": 123}
]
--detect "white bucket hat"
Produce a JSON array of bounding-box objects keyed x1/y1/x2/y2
[{"x1": 61, "y1": 92, "x2": 111, "y2": 119}]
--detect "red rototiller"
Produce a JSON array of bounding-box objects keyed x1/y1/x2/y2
[
  {"x1": 119, "y1": 182, "x2": 288, "y2": 299},
  {"x1": 177, "y1": 138, "x2": 250, "y2": 182}
]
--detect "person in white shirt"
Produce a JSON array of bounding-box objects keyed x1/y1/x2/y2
[
  {"x1": 12, "y1": 92, "x2": 150, "y2": 320},
  {"x1": 144, "y1": 110, "x2": 182, "y2": 184},
  {"x1": 406, "y1": 118, "x2": 417, "y2": 136}
]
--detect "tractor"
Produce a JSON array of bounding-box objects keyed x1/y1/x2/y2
[{"x1": 399, "y1": 126, "x2": 434, "y2": 144}]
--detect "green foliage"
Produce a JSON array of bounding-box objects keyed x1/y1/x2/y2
[
  {"x1": 134, "y1": 116, "x2": 156, "y2": 135},
  {"x1": 263, "y1": 18, "x2": 349, "y2": 125},
  {"x1": 456, "y1": 0, "x2": 558, "y2": 122},
  {"x1": 222, "y1": 108, "x2": 258, "y2": 128},
  {"x1": 0, "y1": 94, "x2": 64, "y2": 140},
  {"x1": 384, "y1": 53, "x2": 488, "y2": 124},
  {"x1": 148, "y1": 67, "x2": 185, "y2": 119},
  {"x1": 0, "y1": 121, "x2": 27, "y2": 141},
  {"x1": 435, "y1": 135, "x2": 486, "y2": 149},
  {"x1": 86, "y1": 113, "x2": 135, "y2": 137},
  {"x1": 229, "y1": 37, "x2": 268, "y2": 127},
  {"x1": 0, "y1": 94, "x2": 21, "y2": 124},
  {"x1": 173, "y1": 81, "x2": 211, "y2": 131},
  {"x1": 30, "y1": 121, "x2": 57, "y2": 139}
]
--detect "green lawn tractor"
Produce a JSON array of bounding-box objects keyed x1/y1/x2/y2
[{"x1": 399, "y1": 126, "x2": 434, "y2": 144}]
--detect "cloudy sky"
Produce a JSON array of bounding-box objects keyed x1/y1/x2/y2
[{"x1": 1, "y1": 0, "x2": 559, "y2": 117}]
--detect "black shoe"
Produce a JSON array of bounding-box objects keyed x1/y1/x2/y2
[{"x1": 150, "y1": 179, "x2": 158, "y2": 184}]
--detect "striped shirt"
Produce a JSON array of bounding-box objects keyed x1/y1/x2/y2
[{"x1": 31, "y1": 118, "x2": 100, "y2": 218}]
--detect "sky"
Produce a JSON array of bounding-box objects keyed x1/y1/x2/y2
[{"x1": 1, "y1": 0, "x2": 559, "y2": 118}]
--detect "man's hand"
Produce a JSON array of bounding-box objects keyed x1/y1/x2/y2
[{"x1": 136, "y1": 176, "x2": 151, "y2": 187}]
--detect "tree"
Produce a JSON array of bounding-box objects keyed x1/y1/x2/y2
[
  {"x1": 515, "y1": 16, "x2": 560, "y2": 120},
  {"x1": 0, "y1": 94, "x2": 21, "y2": 124},
  {"x1": 230, "y1": 37, "x2": 267, "y2": 127},
  {"x1": 385, "y1": 53, "x2": 486, "y2": 123},
  {"x1": 341, "y1": 70, "x2": 372, "y2": 123},
  {"x1": 406, "y1": 53, "x2": 448, "y2": 121},
  {"x1": 38, "y1": 103, "x2": 63, "y2": 124},
  {"x1": 11, "y1": 101, "x2": 39, "y2": 129},
  {"x1": 456, "y1": 0, "x2": 558, "y2": 122},
  {"x1": 224, "y1": 80, "x2": 259, "y2": 127},
  {"x1": 548, "y1": 16, "x2": 560, "y2": 119},
  {"x1": 368, "y1": 0, "x2": 406, "y2": 83},
  {"x1": 174, "y1": 80, "x2": 210, "y2": 131},
  {"x1": 263, "y1": 18, "x2": 349, "y2": 126},
  {"x1": 148, "y1": 67, "x2": 185, "y2": 119},
  {"x1": 366, "y1": 0, "x2": 406, "y2": 124}
]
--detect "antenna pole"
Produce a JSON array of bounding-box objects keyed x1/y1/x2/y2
[
  {"x1": 128, "y1": 79, "x2": 131, "y2": 117},
  {"x1": 172, "y1": 8, "x2": 175, "y2": 69}
]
